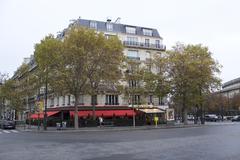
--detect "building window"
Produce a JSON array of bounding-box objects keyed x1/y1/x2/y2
[
  {"x1": 145, "y1": 60, "x2": 152, "y2": 72},
  {"x1": 130, "y1": 95, "x2": 140, "y2": 105},
  {"x1": 155, "y1": 40, "x2": 160, "y2": 48},
  {"x1": 159, "y1": 97, "x2": 164, "y2": 105},
  {"x1": 145, "y1": 39, "x2": 150, "y2": 47},
  {"x1": 90, "y1": 21, "x2": 97, "y2": 29},
  {"x1": 105, "y1": 95, "x2": 119, "y2": 105},
  {"x1": 78, "y1": 95, "x2": 84, "y2": 105},
  {"x1": 50, "y1": 97, "x2": 54, "y2": 107},
  {"x1": 127, "y1": 37, "x2": 138, "y2": 45},
  {"x1": 148, "y1": 95, "x2": 153, "y2": 105},
  {"x1": 62, "y1": 96, "x2": 65, "y2": 106},
  {"x1": 67, "y1": 95, "x2": 71, "y2": 105},
  {"x1": 126, "y1": 26, "x2": 136, "y2": 34},
  {"x1": 106, "y1": 23, "x2": 113, "y2": 31},
  {"x1": 129, "y1": 80, "x2": 138, "y2": 88},
  {"x1": 143, "y1": 29, "x2": 153, "y2": 36},
  {"x1": 56, "y1": 96, "x2": 59, "y2": 106},
  {"x1": 127, "y1": 50, "x2": 140, "y2": 60},
  {"x1": 91, "y1": 95, "x2": 98, "y2": 105}
]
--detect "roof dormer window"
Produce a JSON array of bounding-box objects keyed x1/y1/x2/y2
[
  {"x1": 143, "y1": 29, "x2": 153, "y2": 36},
  {"x1": 126, "y1": 26, "x2": 136, "y2": 34}
]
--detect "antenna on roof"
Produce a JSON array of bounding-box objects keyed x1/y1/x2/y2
[{"x1": 114, "y1": 17, "x2": 121, "y2": 23}]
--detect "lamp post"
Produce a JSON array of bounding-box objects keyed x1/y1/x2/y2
[
  {"x1": 43, "y1": 77, "x2": 48, "y2": 130},
  {"x1": 132, "y1": 94, "x2": 135, "y2": 128},
  {"x1": 126, "y1": 69, "x2": 135, "y2": 128}
]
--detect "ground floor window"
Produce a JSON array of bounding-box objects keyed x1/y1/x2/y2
[
  {"x1": 159, "y1": 97, "x2": 164, "y2": 105},
  {"x1": 148, "y1": 95, "x2": 153, "y2": 105}
]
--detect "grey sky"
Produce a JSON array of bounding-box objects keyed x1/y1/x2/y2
[{"x1": 0, "y1": 0, "x2": 240, "y2": 83}]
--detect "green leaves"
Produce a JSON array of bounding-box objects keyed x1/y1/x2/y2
[
  {"x1": 34, "y1": 26, "x2": 124, "y2": 127},
  {"x1": 167, "y1": 43, "x2": 222, "y2": 122}
]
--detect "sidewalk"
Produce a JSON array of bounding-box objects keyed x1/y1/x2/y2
[{"x1": 17, "y1": 123, "x2": 203, "y2": 133}]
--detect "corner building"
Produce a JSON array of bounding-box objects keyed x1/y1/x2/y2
[{"x1": 27, "y1": 18, "x2": 167, "y2": 126}]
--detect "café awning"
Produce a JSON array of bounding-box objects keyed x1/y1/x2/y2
[
  {"x1": 70, "y1": 110, "x2": 135, "y2": 118},
  {"x1": 30, "y1": 111, "x2": 59, "y2": 119},
  {"x1": 139, "y1": 108, "x2": 165, "y2": 114}
]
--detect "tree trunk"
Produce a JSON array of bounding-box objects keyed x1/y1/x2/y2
[
  {"x1": 92, "y1": 95, "x2": 96, "y2": 120},
  {"x1": 200, "y1": 104, "x2": 205, "y2": 124},
  {"x1": 194, "y1": 106, "x2": 198, "y2": 124},
  {"x1": 183, "y1": 107, "x2": 188, "y2": 125},
  {"x1": 74, "y1": 95, "x2": 79, "y2": 129}
]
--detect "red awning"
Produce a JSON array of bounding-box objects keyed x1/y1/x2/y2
[
  {"x1": 30, "y1": 111, "x2": 59, "y2": 119},
  {"x1": 70, "y1": 110, "x2": 135, "y2": 118}
]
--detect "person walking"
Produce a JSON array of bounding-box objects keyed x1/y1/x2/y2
[{"x1": 99, "y1": 116, "x2": 103, "y2": 127}]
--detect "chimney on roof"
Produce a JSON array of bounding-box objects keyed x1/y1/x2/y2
[{"x1": 107, "y1": 17, "x2": 112, "y2": 23}]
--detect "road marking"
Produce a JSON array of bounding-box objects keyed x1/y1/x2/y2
[
  {"x1": 11, "y1": 130, "x2": 19, "y2": 133},
  {"x1": 2, "y1": 130, "x2": 10, "y2": 133}
]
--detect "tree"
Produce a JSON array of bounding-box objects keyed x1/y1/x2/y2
[
  {"x1": 168, "y1": 43, "x2": 221, "y2": 124},
  {"x1": 85, "y1": 34, "x2": 124, "y2": 120},
  {"x1": 34, "y1": 34, "x2": 62, "y2": 130},
  {"x1": 143, "y1": 52, "x2": 170, "y2": 106},
  {"x1": 35, "y1": 27, "x2": 124, "y2": 129},
  {"x1": 124, "y1": 59, "x2": 145, "y2": 106},
  {"x1": 0, "y1": 72, "x2": 8, "y2": 122},
  {"x1": 205, "y1": 93, "x2": 228, "y2": 119}
]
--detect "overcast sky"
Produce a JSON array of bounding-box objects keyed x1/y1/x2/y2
[{"x1": 0, "y1": 0, "x2": 240, "y2": 83}]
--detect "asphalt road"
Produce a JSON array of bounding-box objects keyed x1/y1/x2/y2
[{"x1": 1, "y1": 123, "x2": 240, "y2": 160}]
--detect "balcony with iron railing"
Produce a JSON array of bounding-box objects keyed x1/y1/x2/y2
[{"x1": 123, "y1": 41, "x2": 166, "y2": 51}]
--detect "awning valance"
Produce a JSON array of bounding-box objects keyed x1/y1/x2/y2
[
  {"x1": 30, "y1": 111, "x2": 59, "y2": 119},
  {"x1": 70, "y1": 110, "x2": 135, "y2": 118},
  {"x1": 139, "y1": 108, "x2": 165, "y2": 114}
]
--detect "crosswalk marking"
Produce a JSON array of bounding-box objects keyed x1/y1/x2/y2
[
  {"x1": 11, "y1": 130, "x2": 18, "y2": 133},
  {"x1": 2, "y1": 130, "x2": 10, "y2": 133},
  {"x1": 0, "y1": 130, "x2": 20, "y2": 134}
]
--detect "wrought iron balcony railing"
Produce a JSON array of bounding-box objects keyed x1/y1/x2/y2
[{"x1": 123, "y1": 41, "x2": 166, "y2": 51}]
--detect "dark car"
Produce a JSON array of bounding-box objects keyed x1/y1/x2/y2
[
  {"x1": 0, "y1": 120, "x2": 16, "y2": 129},
  {"x1": 232, "y1": 116, "x2": 240, "y2": 122}
]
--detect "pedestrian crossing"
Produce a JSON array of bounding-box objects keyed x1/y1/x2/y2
[{"x1": 0, "y1": 129, "x2": 19, "y2": 134}]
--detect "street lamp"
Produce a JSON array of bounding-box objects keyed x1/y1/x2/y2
[
  {"x1": 43, "y1": 75, "x2": 48, "y2": 130},
  {"x1": 126, "y1": 69, "x2": 136, "y2": 128},
  {"x1": 132, "y1": 94, "x2": 136, "y2": 128}
]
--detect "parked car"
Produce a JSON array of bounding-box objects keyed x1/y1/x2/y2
[
  {"x1": 232, "y1": 115, "x2": 240, "y2": 122},
  {"x1": 0, "y1": 120, "x2": 16, "y2": 129},
  {"x1": 187, "y1": 115, "x2": 195, "y2": 121},
  {"x1": 205, "y1": 114, "x2": 219, "y2": 122}
]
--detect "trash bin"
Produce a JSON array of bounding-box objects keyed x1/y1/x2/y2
[
  {"x1": 62, "y1": 121, "x2": 67, "y2": 129},
  {"x1": 56, "y1": 123, "x2": 61, "y2": 130}
]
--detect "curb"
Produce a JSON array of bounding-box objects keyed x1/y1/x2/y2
[{"x1": 19, "y1": 124, "x2": 203, "y2": 133}]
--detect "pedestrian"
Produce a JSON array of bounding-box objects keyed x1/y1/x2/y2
[
  {"x1": 99, "y1": 116, "x2": 103, "y2": 127},
  {"x1": 154, "y1": 116, "x2": 159, "y2": 127}
]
